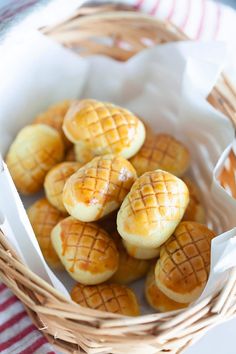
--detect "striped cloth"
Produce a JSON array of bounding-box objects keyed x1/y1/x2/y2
[
  {"x1": 1, "y1": 0, "x2": 236, "y2": 353},
  {"x1": 129, "y1": 0, "x2": 236, "y2": 42},
  {"x1": 0, "y1": 284, "x2": 54, "y2": 353}
]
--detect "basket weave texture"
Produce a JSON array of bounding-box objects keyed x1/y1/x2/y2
[{"x1": 1, "y1": 4, "x2": 236, "y2": 354}]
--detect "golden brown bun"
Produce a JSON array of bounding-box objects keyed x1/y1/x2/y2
[
  {"x1": 65, "y1": 147, "x2": 76, "y2": 161},
  {"x1": 122, "y1": 239, "x2": 160, "y2": 260},
  {"x1": 145, "y1": 266, "x2": 188, "y2": 312},
  {"x1": 109, "y1": 232, "x2": 150, "y2": 284},
  {"x1": 44, "y1": 162, "x2": 82, "y2": 212},
  {"x1": 182, "y1": 177, "x2": 206, "y2": 224},
  {"x1": 155, "y1": 221, "x2": 216, "y2": 303},
  {"x1": 117, "y1": 170, "x2": 189, "y2": 248},
  {"x1": 34, "y1": 100, "x2": 72, "y2": 149},
  {"x1": 27, "y1": 198, "x2": 64, "y2": 269},
  {"x1": 6, "y1": 124, "x2": 64, "y2": 195},
  {"x1": 63, "y1": 99, "x2": 146, "y2": 162},
  {"x1": 63, "y1": 154, "x2": 137, "y2": 222},
  {"x1": 130, "y1": 133, "x2": 190, "y2": 177},
  {"x1": 51, "y1": 216, "x2": 119, "y2": 284},
  {"x1": 71, "y1": 283, "x2": 140, "y2": 316}
]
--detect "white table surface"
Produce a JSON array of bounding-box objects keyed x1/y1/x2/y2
[{"x1": 184, "y1": 317, "x2": 236, "y2": 354}]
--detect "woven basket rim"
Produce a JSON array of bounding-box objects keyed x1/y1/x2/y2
[{"x1": 1, "y1": 4, "x2": 236, "y2": 354}]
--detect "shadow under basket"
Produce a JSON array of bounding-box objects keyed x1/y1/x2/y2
[{"x1": 1, "y1": 4, "x2": 236, "y2": 354}]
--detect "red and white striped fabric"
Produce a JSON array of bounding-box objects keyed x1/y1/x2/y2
[
  {"x1": 129, "y1": 0, "x2": 236, "y2": 43},
  {"x1": 1, "y1": 0, "x2": 236, "y2": 353},
  {"x1": 0, "y1": 283, "x2": 55, "y2": 354}
]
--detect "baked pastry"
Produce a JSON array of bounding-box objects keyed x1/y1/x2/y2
[
  {"x1": 63, "y1": 154, "x2": 137, "y2": 222},
  {"x1": 182, "y1": 177, "x2": 206, "y2": 224},
  {"x1": 122, "y1": 239, "x2": 160, "y2": 260},
  {"x1": 155, "y1": 221, "x2": 216, "y2": 303},
  {"x1": 34, "y1": 100, "x2": 72, "y2": 149},
  {"x1": 117, "y1": 170, "x2": 189, "y2": 248},
  {"x1": 130, "y1": 133, "x2": 190, "y2": 177},
  {"x1": 27, "y1": 198, "x2": 64, "y2": 269},
  {"x1": 63, "y1": 99, "x2": 146, "y2": 162},
  {"x1": 6, "y1": 124, "x2": 64, "y2": 194},
  {"x1": 109, "y1": 232, "x2": 150, "y2": 284},
  {"x1": 51, "y1": 216, "x2": 119, "y2": 284},
  {"x1": 145, "y1": 266, "x2": 188, "y2": 312},
  {"x1": 71, "y1": 283, "x2": 140, "y2": 316},
  {"x1": 65, "y1": 147, "x2": 76, "y2": 161},
  {"x1": 44, "y1": 161, "x2": 82, "y2": 212}
]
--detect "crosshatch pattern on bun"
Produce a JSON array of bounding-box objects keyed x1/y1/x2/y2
[
  {"x1": 51, "y1": 216, "x2": 119, "y2": 284},
  {"x1": 63, "y1": 154, "x2": 137, "y2": 222},
  {"x1": 44, "y1": 161, "x2": 83, "y2": 212},
  {"x1": 63, "y1": 99, "x2": 146, "y2": 162},
  {"x1": 155, "y1": 221, "x2": 216, "y2": 304},
  {"x1": 117, "y1": 170, "x2": 189, "y2": 248},
  {"x1": 130, "y1": 133, "x2": 190, "y2": 177},
  {"x1": 6, "y1": 124, "x2": 64, "y2": 194},
  {"x1": 71, "y1": 283, "x2": 140, "y2": 316},
  {"x1": 145, "y1": 266, "x2": 188, "y2": 312}
]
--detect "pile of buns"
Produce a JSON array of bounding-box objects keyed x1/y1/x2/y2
[{"x1": 6, "y1": 99, "x2": 215, "y2": 316}]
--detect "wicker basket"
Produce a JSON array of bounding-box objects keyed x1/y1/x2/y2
[{"x1": 1, "y1": 4, "x2": 236, "y2": 354}]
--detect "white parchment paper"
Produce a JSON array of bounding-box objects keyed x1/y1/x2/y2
[{"x1": 0, "y1": 31, "x2": 236, "y2": 308}]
